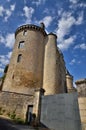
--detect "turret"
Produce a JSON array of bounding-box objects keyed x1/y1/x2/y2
[
  {"x1": 66, "y1": 70, "x2": 76, "y2": 93},
  {"x1": 43, "y1": 33, "x2": 66, "y2": 95}
]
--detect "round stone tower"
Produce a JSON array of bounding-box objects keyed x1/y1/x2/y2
[
  {"x1": 43, "y1": 33, "x2": 66, "y2": 95},
  {"x1": 2, "y1": 24, "x2": 47, "y2": 94},
  {"x1": 66, "y1": 70, "x2": 76, "y2": 93}
]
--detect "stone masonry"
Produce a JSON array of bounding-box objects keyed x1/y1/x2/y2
[
  {"x1": 75, "y1": 79, "x2": 86, "y2": 130},
  {"x1": 2, "y1": 24, "x2": 67, "y2": 95},
  {"x1": 0, "y1": 23, "x2": 80, "y2": 127},
  {"x1": 0, "y1": 91, "x2": 33, "y2": 120}
]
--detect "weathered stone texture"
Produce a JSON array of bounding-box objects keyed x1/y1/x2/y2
[
  {"x1": 78, "y1": 97, "x2": 86, "y2": 130},
  {"x1": 75, "y1": 79, "x2": 86, "y2": 130},
  {"x1": 0, "y1": 91, "x2": 33, "y2": 120},
  {"x1": 56, "y1": 51, "x2": 66, "y2": 93},
  {"x1": 2, "y1": 24, "x2": 67, "y2": 96},
  {"x1": 66, "y1": 74, "x2": 76, "y2": 93},
  {"x1": 43, "y1": 34, "x2": 66, "y2": 95},
  {"x1": 2, "y1": 27, "x2": 46, "y2": 94},
  {"x1": 32, "y1": 88, "x2": 45, "y2": 125},
  {"x1": 75, "y1": 79, "x2": 86, "y2": 97}
]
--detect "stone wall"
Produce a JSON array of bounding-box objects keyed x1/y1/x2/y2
[
  {"x1": 0, "y1": 91, "x2": 33, "y2": 120},
  {"x1": 75, "y1": 79, "x2": 86, "y2": 97},
  {"x1": 41, "y1": 93, "x2": 81, "y2": 130},
  {"x1": 75, "y1": 78, "x2": 86, "y2": 129},
  {"x1": 78, "y1": 97, "x2": 86, "y2": 130}
]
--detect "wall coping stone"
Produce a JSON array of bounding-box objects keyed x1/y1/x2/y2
[{"x1": 75, "y1": 79, "x2": 86, "y2": 85}]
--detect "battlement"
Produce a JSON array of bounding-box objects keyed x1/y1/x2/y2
[
  {"x1": 48, "y1": 32, "x2": 57, "y2": 38},
  {"x1": 15, "y1": 24, "x2": 47, "y2": 37}
]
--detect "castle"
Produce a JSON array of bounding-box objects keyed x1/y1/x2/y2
[
  {"x1": 2, "y1": 23, "x2": 75, "y2": 95},
  {"x1": 0, "y1": 23, "x2": 86, "y2": 130}
]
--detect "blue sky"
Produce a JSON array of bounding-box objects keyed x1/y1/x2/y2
[{"x1": 0, "y1": 0, "x2": 86, "y2": 83}]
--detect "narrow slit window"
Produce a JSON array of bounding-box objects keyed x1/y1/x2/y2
[
  {"x1": 17, "y1": 54, "x2": 22, "y2": 62},
  {"x1": 12, "y1": 74, "x2": 14, "y2": 79},
  {"x1": 18, "y1": 41, "x2": 24, "y2": 49},
  {"x1": 23, "y1": 30, "x2": 27, "y2": 36}
]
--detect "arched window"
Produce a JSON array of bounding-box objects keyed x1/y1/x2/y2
[
  {"x1": 17, "y1": 54, "x2": 22, "y2": 62},
  {"x1": 18, "y1": 41, "x2": 24, "y2": 49}
]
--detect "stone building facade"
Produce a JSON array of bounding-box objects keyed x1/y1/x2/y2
[{"x1": 0, "y1": 23, "x2": 79, "y2": 126}]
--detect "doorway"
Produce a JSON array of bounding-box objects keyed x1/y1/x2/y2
[{"x1": 26, "y1": 105, "x2": 33, "y2": 124}]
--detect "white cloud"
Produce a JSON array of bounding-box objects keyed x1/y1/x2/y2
[
  {"x1": 0, "y1": 51, "x2": 12, "y2": 70},
  {"x1": 41, "y1": 16, "x2": 53, "y2": 28},
  {"x1": 79, "y1": 3, "x2": 86, "y2": 8},
  {"x1": 58, "y1": 8, "x2": 63, "y2": 16},
  {"x1": 74, "y1": 43, "x2": 86, "y2": 50},
  {"x1": 23, "y1": 6, "x2": 34, "y2": 23},
  {"x1": 5, "y1": 33, "x2": 15, "y2": 48},
  {"x1": 23, "y1": 7, "x2": 52, "y2": 28},
  {"x1": 0, "y1": 55, "x2": 9, "y2": 66},
  {"x1": 35, "y1": 16, "x2": 53, "y2": 28},
  {"x1": 69, "y1": 58, "x2": 81, "y2": 65},
  {"x1": 0, "y1": 35, "x2": 5, "y2": 43},
  {"x1": 80, "y1": 44, "x2": 86, "y2": 50},
  {"x1": 4, "y1": 9, "x2": 12, "y2": 22},
  {"x1": 0, "y1": 64, "x2": 2, "y2": 67},
  {"x1": 0, "y1": 51, "x2": 12, "y2": 76},
  {"x1": 0, "y1": 33, "x2": 15, "y2": 49},
  {"x1": 7, "y1": 0, "x2": 11, "y2": 2},
  {"x1": 32, "y1": 0, "x2": 46, "y2": 6},
  {"x1": 7, "y1": 51, "x2": 12, "y2": 59},
  {"x1": 0, "y1": 6, "x2": 4, "y2": 16},
  {"x1": 69, "y1": 0, "x2": 86, "y2": 9},
  {"x1": 70, "y1": 59, "x2": 76, "y2": 65},
  {"x1": 0, "y1": 4, "x2": 16, "y2": 22},
  {"x1": 58, "y1": 36, "x2": 76, "y2": 50},
  {"x1": 24, "y1": 0, "x2": 27, "y2": 4},
  {"x1": 78, "y1": 61, "x2": 81, "y2": 64},
  {"x1": 69, "y1": 0, "x2": 79, "y2": 4},
  {"x1": 75, "y1": 11, "x2": 83, "y2": 25},
  {"x1": 56, "y1": 11, "x2": 84, "y2": 50},
  {"x1": 0, "y1": 68, "x2": 4, "y2": 73},
  {"x1": 56, "y1": 12, "x2": 75, "y2": 41},
  {"x1": 43, "y1": 8, "x2": 50, "y2": 14},
  {"x1": 10, "y1": 4, "x2": 16, "y2": 11}
]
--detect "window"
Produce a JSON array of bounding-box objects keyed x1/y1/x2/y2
[
  {"x1": 17, "y1": 54, "x2": 22, "y2": 62},
  {"x1": 18, "y1": 41, "x2": 24, "y2": 49},
  {"x1": 12, "y1": 74, "x2": 14, "y2": 79},
  {"x1": 23, "y1": 30, "x2": 27, "y2": 36}
]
